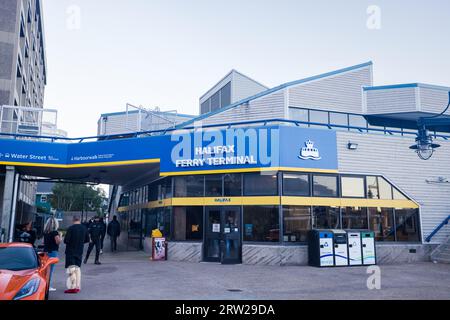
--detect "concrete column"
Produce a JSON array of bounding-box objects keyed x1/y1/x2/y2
[
  {"x1": 0, "y1": 166, "x2": 19, "y2": 242},
  {"x1": 0, "y1": 173, "x2": 5, "y2": 240}
]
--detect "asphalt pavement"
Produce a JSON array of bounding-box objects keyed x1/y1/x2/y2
[{"x1": 49, "y1": 245, "x2": 450, "y2": 300}]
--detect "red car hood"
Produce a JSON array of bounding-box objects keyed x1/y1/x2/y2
[{"x1": 0, "y1": 269, "x2": 37, "y2": 300}]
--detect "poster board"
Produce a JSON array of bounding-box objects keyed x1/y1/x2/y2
[{"x1": 152, "y1": 237, "x2": 167, "y2": 261}]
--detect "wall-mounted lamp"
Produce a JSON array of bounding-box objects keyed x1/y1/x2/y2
[
  {"x1": 347, "y1": 142, "x2": 359, "y2": 150},
  {"x1": 426, "y1": 177, "x2": 449, "y2": 184}
]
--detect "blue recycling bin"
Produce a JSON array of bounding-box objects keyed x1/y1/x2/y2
[{"x1": 308, "y1": 230, "x2": 334, "y2": 267}]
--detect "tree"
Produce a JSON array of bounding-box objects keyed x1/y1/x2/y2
[{"x1": 50, "y1": 183, "x2": 107, "y2": 215}]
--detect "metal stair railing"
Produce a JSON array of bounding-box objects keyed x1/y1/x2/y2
[
  {"x1": 425, "y1": 215, "x2": 450, "y2": 243},
  {"x1": 430, "y1": 235, "x2": 450, "y2": 262}
]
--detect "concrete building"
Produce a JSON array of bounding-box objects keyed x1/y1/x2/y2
[
  {"x1": 0, "y1": 0, "x2": 46, "y2": 109},
  {"x1": 0, "y1": 0, "x2": 47, "y2": 241}
]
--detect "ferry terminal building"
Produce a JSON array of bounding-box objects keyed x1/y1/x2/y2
[
  {"x1": 2, "y1": 61, "x2": 450, "y2": 265},
  {"x1": 102, "y1": 62, "x2": 450, "y2": 265}
]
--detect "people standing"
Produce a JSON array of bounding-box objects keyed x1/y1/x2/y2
[
  {"x1": 64, "y1": 215, "x2": 89, "y2": 294},
  {"x1": 99, "y1": 217, "x2": 106, "y2": 254},
  {"x1": 107, "y1": 216, "x2": 121, "y2": 252},
  {"x1": 43, "y1": 217, "x2": 61, "y2": 292},
  {"x1": 84, "y1": 216, "x2": 103, "y2": 265}
]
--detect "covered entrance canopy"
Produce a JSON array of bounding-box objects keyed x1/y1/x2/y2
[
  {"x1": 0, "y1": 125, "x2": 340, "y2": 184},
  {"x1": 13, "y1": 162, "x2": 161, "y2": 185}
]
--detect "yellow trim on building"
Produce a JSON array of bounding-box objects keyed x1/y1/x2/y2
[
  {"x1": 117, "y1": 196, "x2": 418, "y2": 212},
  {"x1": 160, "y1": 167, "x2": 338, "y2": 176},
  {"x1": 146, "y1": 199, "x2": 173, "y2": 209},
  {"x1": 0, "y1": 158, "x2": 160, "y2": 169},
  {"x1": 281, "y1": 197, "x2": 419, "y2": 209},
  {"x1": 171, "y1": 196, "x2": 281, "y2": 206}
]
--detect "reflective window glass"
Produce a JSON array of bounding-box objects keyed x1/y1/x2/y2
[
  {"x1": 378, "y1": 177, "x2": 393, "y2": 200},
  {"x1": 205, "y1": 175, "x2": 223, "y2": 197},
  {"x1": 174, "y1": 176, "x2": 204, "y2": 197},
  {"x1": 283, "y1": 206, "x2": 311, "y2": 243},
  {"x1": 368, "y1": 207, "x2": 395, "y2": 241},
  {"x1": 244, "y1": 173, "x2": 278, "y2": 196},
  {"x1": 210, "y1": 91, "x2": 220, "y2": 112},
  {"x1": 243, "y1": 206, "x2": 279, "y2": 242},
  {"x1": 173, "y1": 206, "x2": 203, "y2": 241},
  {"x1": 283, "y1": 173, "x2": 310, "y2": 196},
  {"x1": 313, "y1": 206, "x2": 341, "y2": 229},
  {"x1": 341, "y1": 176, "x2": 365, "y2": 198},
  {"x1": 367, "y1": 177, "x2": 393, "y2": 200},
  {"x1": 201, "y1": 100, "x2": 210, "y2": 115},
  {"x1": 220, "y1": 82, "x2": 231, "y2": 108},
  {"x1": 313, "y1": 175, "x2": 338, "y2": 197},
  {"x1": 395, "y1": 209, "x2": 421, "y2": 242},
  {"x1": 224, "y1": 174, "x2": 242, "y2": 196},
  {"x1": 342, "y1": 207, "x2": 368, "y2": 229},
  {"x1": 393, "y1": 188, "x2": 407, "y2": 200},
  {"x1": 366, "y1": 176, "x2": 379, "y2": 199}
]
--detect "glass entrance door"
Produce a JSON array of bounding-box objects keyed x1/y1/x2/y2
[
  {"x1": 204, "y1": 207, "x2": 242, "y2": 264},
  {"x1": 204, "y1": 208, "x2": 222, "y2": 262}
]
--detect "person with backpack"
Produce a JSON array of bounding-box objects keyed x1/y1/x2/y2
[
  {"x1": 107, "y1": 216, "x2": 121, "y2": 252},
  {"x1": 84, "y1": 216, "x2": 103, "y2": 265}
]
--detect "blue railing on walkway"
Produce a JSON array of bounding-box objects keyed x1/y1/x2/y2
[
  {"x1": 426, "y1": 215, "x2": 450, "y2": 242},
  {"x1": 1, "y1": 118, "x2": 450, "y2": 144}
]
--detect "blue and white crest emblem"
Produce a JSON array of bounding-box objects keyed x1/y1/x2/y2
[{"x1": 299, "y1": 140, "x2": 321, "y2": 160}]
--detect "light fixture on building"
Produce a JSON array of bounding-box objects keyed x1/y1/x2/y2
[
  {"x1": 409, "y1": 126, "x2": 441, "y2": 160},
  {"x1": 410, "y1": 92, "x2": 449, "y2": 160},
  {"x1": 426, "y1": 176, "x2": 449, "y2": 184},
  {"x1": 347, "y1": 142, "x2": 359, "y2": 150}
]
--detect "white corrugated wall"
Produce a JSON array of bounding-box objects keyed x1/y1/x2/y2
[
  {"x1": 419, "y1": 86, "x2": 450, "y2": 114},
  {"x1": 288, "y1": 66, "x2": 372, "y2": 114},
  {"x1": 232, "y1": 72, "x2": 268, "y2": 103},
  {"x1": 337, "y1": 130, "x2": 450, "y2": 244},
  {"x1": 196, "y1": 90, "x2": 286, "y2": 127},
  {"x1": 101, "y1": 113, "x2": 139, "y2": 135},
  {"x1": 365, "y1": 87, "x2": 418, "y2": 114}
]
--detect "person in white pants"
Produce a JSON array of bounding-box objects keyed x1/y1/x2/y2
[
  {"x1": 66, "y1": 266, "x2": 81, "y2": 291},
  {"x1": 64, "y1": 215, "x2": 90, "y2": 294}
]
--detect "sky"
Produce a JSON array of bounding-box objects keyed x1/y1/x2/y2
[{"x1": 41, "y1": 0, "x2": 450, "y2": 138}]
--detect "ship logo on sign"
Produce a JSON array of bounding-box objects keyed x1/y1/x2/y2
[{"x1": 299, "y1": 140, "x2": 322, "y2": 160}]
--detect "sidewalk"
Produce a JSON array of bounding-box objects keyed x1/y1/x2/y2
[{"x1": 49, "y1": 244, "x2": 450, "y2": 300}]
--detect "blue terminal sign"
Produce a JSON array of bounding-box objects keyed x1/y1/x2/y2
[
  {"x1": 0, "y1": 125, "x2": 338, "y2": 174},
  {"x1": 162, "y1": 126, "x2": 338, "y2": 174}
]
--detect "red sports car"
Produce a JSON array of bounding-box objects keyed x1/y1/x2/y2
[{"x1": 0, "y1": 243, "x2": 59, "y2": 300}]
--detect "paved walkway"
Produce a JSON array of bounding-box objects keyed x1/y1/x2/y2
[{"x1": 48, "y1": 246, "x2": 450, "y2": 300}]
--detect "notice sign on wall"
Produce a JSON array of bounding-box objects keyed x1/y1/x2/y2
[
  {"x1": 212, "y1": 224, "x2": 221, "y2": 233},
  {"x1": 152, "y1": 237, "x2": 167, "y2": 261}
]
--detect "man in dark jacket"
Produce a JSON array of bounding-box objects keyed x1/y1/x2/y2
[
  {"x1": 84, "y1": 216, "x2": 103, "y2": 265},
  {"x1": 107, "y1": 215, "x2": 121, "y2": 252},
  {"x1": 64, "y1": 215, "x2": 89, "y2": 294}
]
